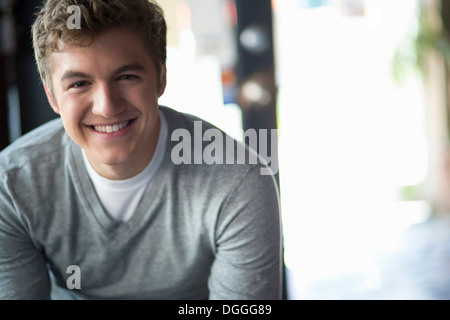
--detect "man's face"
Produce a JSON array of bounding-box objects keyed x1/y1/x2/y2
[{"x1": 45, "y1": 28, "x2": 166, "y2": 180}]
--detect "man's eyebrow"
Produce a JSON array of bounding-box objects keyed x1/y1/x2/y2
[
  {"x1": 113, "y1": 63, "x2": 146, "y2": 75},
  {"x1": 60, "y1": 71, "x2": 93, "y2": 82}
]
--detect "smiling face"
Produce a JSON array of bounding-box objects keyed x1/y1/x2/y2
[{"x1": 45, "y1": 28, "x2": 166, "y2": 180}]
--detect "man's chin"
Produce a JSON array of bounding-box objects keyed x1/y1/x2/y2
[{"x1": 98, "y1": 156, "x2": 131, "y2": 168}]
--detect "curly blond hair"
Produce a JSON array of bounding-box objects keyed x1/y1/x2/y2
[{"x1": 32, "y1": 0, "x2": 167, "y2": 89}]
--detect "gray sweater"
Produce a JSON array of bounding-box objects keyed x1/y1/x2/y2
[{"x1": 0, "y1": 106, "x2": 282, "y2": 300}]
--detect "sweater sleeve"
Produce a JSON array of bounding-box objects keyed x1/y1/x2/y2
[
  {"x1": 207, "y1": 164, "x2": 282, "y2": 300},
  {"x1": 0, "y1": 174, "x2": 51, "y2": 300}
]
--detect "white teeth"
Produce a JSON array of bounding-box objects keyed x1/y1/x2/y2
[{"x1": 94, "y1": 120, "x2": 130, "y2": 133}]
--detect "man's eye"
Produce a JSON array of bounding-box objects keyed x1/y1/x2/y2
[
  {"x1": 70, "y1": 81, "x2": 88, "y2": 88},
  {"x1": 119, "y1": 75, "x2": 138, "y2": 80}
]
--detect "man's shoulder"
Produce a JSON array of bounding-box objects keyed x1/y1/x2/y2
[
  {"x1": 160, "y1": 106, "x2": 277, "y2": 187},
  {"x1": 159, "y1": 105, "x2": 209, "y2": 130},
  {"x1": 0, "y1": 118, "x2": 68, "y2": 174}
]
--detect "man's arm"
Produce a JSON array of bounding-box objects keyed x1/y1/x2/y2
[
  {"x1": 0, "y1": 177, "x2": 51, "y2": 299},
  {"x1": 208, "y1": 164, "x2": 282, "y2": 299}
]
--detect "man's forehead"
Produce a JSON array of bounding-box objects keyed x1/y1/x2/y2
[
  {"x1": 53, "y1": 28, "x2": 144, "y2": 53},
  {"x1": 49, "y1": 34, "x2": 148, "y2": 70}
]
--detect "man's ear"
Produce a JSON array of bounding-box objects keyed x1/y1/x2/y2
[
  {"x1": 158, "y1": 64, "x2": 167, "y2": 98},
  {"x1": 43, "y1": 82, "x2": 60, "y2": 114}
]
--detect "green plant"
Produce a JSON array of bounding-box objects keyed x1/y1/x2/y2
[{"x1": 392, "y1": 0, "x2": 450, "y2": 83}]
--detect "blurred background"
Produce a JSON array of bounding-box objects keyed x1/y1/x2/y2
[{"x1": 3, "y1": 0, "x2": 450, "y2": 299}]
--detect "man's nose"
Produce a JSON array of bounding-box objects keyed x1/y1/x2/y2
[{"x1": 92, "y1": 83, "x2": 124, "y2": 118}]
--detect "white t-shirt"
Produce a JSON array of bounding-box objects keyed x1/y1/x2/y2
[{"x1": 82, "y1": 110, "x2": 168, "y2": 222}]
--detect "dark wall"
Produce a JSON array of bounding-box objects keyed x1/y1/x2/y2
[
  {"x1": 235, "y1": 0, "x2": 277, "y2": 132},
  {"x1": 0, "y1": 0, "x2": 15, "y2": 150},
  {"x1": 1, "y1": 0, "x2": 57, "y2": 151},
  {"x1": 15, "y1": 0, "x2": 58, "y2": 136},
  {"x1": 0, "y1": 56, "x2": 8, "y2": 150}
]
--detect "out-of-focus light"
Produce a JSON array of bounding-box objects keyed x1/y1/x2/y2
[
  {"x1": 222, "y1": 0, "x2": 237, "y2": 27},
  {"x1": 175, "y1": 0, "x2": 192, "y2": 30},
  {"x1": 272, "y1": 0, "x2": 278, "y2": 13},
  {"x1": 239, "y1": 25, "x2": 270, "y2": 54},
  {"x1": 238, "y1": 73, "x2": 275, "y2": 109},
  {"x1": 241, "y1": 80, "x2": 271, "y2": 105}
]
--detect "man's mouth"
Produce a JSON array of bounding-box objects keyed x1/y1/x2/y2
[{"x1": 92, "y1": 119, "x2": 134, "y2": 133}]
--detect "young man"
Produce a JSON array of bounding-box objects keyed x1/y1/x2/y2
[{"x1": 0, "y1": 0, "x2": 282, "y2": 299}]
